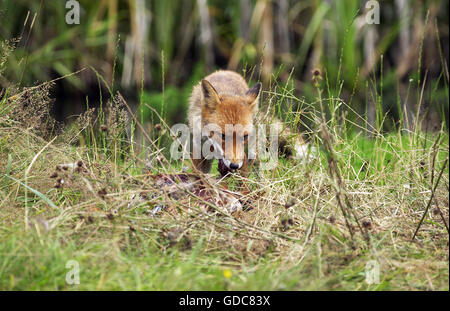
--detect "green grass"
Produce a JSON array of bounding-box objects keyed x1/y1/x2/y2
[
  {"x1": 0, "y1": 6, "x2": 448, "y2": 287},
  {"x1": 0, "y1": 114, "x2": 448, "y2": 290},
  {"x1": 2, "y1": 214, "x2": 447, "y2": 290}
]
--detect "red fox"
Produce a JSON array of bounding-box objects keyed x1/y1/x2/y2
[
  {"x1": 188, "y1": 70, "x2": 315, "y2": 177},
  {"x1": 188, "y1": 70, "x2": 261, "y2": 176}
]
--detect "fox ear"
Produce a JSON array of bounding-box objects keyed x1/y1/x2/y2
[
  {"x1": 201, "y1": 79, "x2": 220, "y2": 110},
  {"x1": 246, "y1": 82, "x2": 261, "y2": 103},
  {"x1": 246, "y1": 82, "x2": 261, "y2": 110}
]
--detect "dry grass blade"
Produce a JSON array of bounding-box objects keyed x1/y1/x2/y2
[
  {"x1": 412, "y1": 157, "x2": 449, "y2": 240},
  {"x1": 319, "y1": 121, "x2": 368, "y2": 247}
]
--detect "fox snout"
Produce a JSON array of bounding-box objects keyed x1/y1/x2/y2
[
  {"x1": 229, "y1": 163, "x2": 240, "y2": 170},
  {"x1": 219, "y1": 131, "x2": 248, "y2": 170},
  {"x1": 222, "y1": 157, "x2": 244, "y2": 170}
]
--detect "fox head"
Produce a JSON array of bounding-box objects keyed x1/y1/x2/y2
[{"x1": 200, "y1": 79, "x2": 261, "y2": 170}]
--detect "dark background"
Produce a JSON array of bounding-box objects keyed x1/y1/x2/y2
[{"x1": 0, "y1": 0, "x2": 448, "y2": 131}]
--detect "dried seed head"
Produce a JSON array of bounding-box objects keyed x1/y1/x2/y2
[
  {"x1": 432, "y1": 208, "x2": 440, "y2": 215},
  {"x1": 285, "y1": 197, "x2": 297, "y2": 209},
  {"x1": 362, "y1": 220, "x2": 372, "y2": 229},
  {"x1": 154, "y1": 123, "x2": 162, "y2": 131},
  {"x1": 77, "y1": 160, "x2": 83, "y2": 167},
  {"x1": 101, "y1": 124, "x2": 108, "y2": 132},
  {"x1": 98, "y1": 188, "x2": 107, "y2": 199},
  {"x1": 50, "y1": 172, "x2": 58, "y2": 178},
  {"x1": 311, "y1": 69, "x2": 323, "y2": 87},
  {"x1": 281, "y1": 217, "x2": 293, "y2": 231},
  {"x1": 328, "y1": 215, "x2": 336, "y2": 224}
]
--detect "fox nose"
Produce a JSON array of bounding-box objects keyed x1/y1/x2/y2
[{"x1": 229, "y1": 163, "x2": 240, "y2": 170}]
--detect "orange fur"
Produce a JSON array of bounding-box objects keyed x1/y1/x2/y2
[{"x1": 188, "y1": 70, "x2": 261, "y2": 175}]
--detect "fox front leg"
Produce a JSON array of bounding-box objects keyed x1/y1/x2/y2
[
  {"x1": 218, "y1": 159, "x2": 232, "y2": 177},
  {"x1": 191, "y1": 135, "x2": 214, "y2": 173}
]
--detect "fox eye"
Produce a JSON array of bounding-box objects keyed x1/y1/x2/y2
[
  {"x1": 221, "y1": 133, "x2": 226, "y2": 140},
  {"x1": 244, "y1": 134, "x2": 248, "y2": 140}
]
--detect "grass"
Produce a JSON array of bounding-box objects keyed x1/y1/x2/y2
[
  {"x1": 0, "y1": 6, "x2": 448, "y2": 288},
  {"x1": 0, "y1": 83, "x2": 448, "y2": 290},
  {"x1": 2, "y1": 1, "x2": 448, "y2": 133}
]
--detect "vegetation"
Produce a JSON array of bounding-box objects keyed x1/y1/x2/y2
[
  {"x1": 0, "y1": 0, "x2": 448, "y2": 130},
  {"x1": 0, "y1": 0, "x2": 448, "y2": 290}
]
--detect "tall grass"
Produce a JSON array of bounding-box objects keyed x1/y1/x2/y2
[
  {"x1": 1, "y1": 67, "x2": 448, "y2": 290},
  {"x1": 0, "y1": 1, "x2": 448, "y2": 292},
  {"x1": 0, "y1": 0, "x2": 448, "y2": 131}
]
